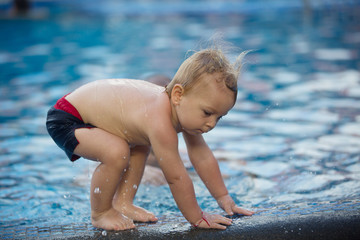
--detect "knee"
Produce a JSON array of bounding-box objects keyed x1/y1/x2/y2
[{"x1": 103, "y1": 145, "x2": 130, "y2": 170}]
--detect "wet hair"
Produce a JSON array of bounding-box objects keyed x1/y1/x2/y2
[{"x1": 165, "y1": 47, "x2": 247, "y2": 102}]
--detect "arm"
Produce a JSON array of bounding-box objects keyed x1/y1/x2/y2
[
  {"x1": 149, "y1": 127, "x2": 232, "y2": 228},
  {"x1": 149, "y1": 127, "x2": 202, "y2": 224},
  {"x1": 183, "y1": 132, "x2": 227, "y2": 199},
  {"x1": 183, "y1": 132, "x2": 254, "y2": 216}
]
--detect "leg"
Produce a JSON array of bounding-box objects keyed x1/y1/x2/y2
[
  {"x1": 74, "y1": 127, "x2": 135, "y2": 231},
  {"x1": 113, "y1": 145, "x2": 158, "y2": 222}
]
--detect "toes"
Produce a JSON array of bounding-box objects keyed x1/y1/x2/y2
[{"x1": 147, "y1": 213, "x2": 158, "y2": 222}]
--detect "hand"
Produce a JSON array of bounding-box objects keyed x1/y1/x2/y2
[
  {"x1": 216, "y1": 194, "x2": 254, "y2": 216},
  {"x1": 193, "y1": 211, "x2": 232, "y2": 230}
]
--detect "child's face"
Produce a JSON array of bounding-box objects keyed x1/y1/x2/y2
[{"x1": 175, "y1": 73, "x2": 235, "y2": 135}]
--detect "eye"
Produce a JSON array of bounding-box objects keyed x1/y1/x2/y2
[
  {"x1": 217, "y1": 116, "x2": 223, "y2": 122},
  {"x1": 203, "y1": 110, "x2": 212, "y2": 116}
]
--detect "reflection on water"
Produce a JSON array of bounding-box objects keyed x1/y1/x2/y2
[{"x1": 1, "y1": 0, "x2": 360, "y2": 229}]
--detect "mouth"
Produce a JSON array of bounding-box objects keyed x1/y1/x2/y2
[{"x1": 198, "y1": 129, "x2": 207, "y2": 134}]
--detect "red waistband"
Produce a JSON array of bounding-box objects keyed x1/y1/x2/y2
[{"x1": 54, "y1": 93, "x2": 83, "y2": 121}]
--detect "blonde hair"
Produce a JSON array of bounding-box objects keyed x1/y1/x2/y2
[{"x1": 165, "y1": 47, "x2": 247, "y2": 101}]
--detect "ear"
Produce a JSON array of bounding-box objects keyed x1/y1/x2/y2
[{"x1": 171, "y1": 84, "x2": 184, "y2": 105}]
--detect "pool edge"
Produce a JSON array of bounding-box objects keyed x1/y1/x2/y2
[{"x1": 2, "y1": 199, "x2": 359, "y2": 240}]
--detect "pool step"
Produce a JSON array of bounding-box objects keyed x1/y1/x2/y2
[{"x1": 1, "y1": 199, "x2": 359, "y2": 239}]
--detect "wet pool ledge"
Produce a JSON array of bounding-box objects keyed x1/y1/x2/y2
[{"x1": 1, "y1": 199, "x2": 359, "y2": 240}]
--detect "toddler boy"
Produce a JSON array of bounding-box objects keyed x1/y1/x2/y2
[{"x1": 46, "y1": 47, "x2": 254, "y2": 230}]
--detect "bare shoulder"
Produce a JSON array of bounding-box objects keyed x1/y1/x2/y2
[
  {"x1": 146, "y1": 93, "x2": 182, "y2": 169},
  {"x1": 146, "y1": 92, "x2": 178, "y2": 145}
]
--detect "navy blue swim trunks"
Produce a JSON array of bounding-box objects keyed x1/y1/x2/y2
[{"x1": 46, "y1": 96, "x2": 95, "y2": 161}]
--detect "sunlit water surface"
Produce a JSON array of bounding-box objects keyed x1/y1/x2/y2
[{"x1": 0, "y1": 0, "x2": 360, "y2": 229}]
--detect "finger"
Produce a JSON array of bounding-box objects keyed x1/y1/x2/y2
[
  {"x1": 212, "y1": 223, "x2": 227, "y2": 230},
  {"x1": 211, "y1": 213, "x2": 231, "y2": 220},
  {"x1": 211, "y1": 214, "x2": 232, "y2": 225},
  {"x1": 223, "y1": 205, "x2": 234, "y2": 216},
  {"x1": 217, "y1": 217, "x2": 232, "y2": 226},
  {"x1": 232, "y1": 206, "x2": 255, "y2": 216}
]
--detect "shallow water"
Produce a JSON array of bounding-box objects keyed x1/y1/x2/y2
[{"x1": 1, "y1": 0, "x2": 360, "y2": 229}]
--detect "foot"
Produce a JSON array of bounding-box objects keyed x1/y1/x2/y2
[
  {"x1": 116, "y1": 203, "x2": 158, "y2": 222},
  {"x1": 92, "y1": 207, "x2": 136, "y2": 231}
]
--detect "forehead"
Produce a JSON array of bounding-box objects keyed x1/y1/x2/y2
[
  {"x1": 193, "y1": 72, "x2": 235, "y2": 97},
  {"x1": 190, "y1": 73, "x2": 236, "y2": 113}
]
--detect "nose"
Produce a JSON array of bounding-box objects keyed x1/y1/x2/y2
[{"x1": 205, "y1": 119, "x2": 217, "y2": 131}]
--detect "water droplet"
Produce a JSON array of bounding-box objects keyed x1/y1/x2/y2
[
  {"x1": 124, "y1": 168, "x2": 127, "y2": 172},
  {"x1": 106, "y1": 178, "x2": 109, "y2": 182},
  {"x1": 63, "y1": 194, "x2": 70, "y2": 199},
  {"x1": 123, "y1": 156, "x2": 126, "y2": 160},
  {"x1": 94, "y1": 187, "x2": 101, "y2": 194},
  {"x1": 159, "y1": 157, "x2": 163, "y2": 161},
  {"x1": 133, "y1": 184, "x2": 137, "y2": 189},
  {"x1": 124, "y1": 130, "x2": 128, "y2": 134},
  {"x1": 102, "y1": 230, "x2": 107, "y2": 236},
  {"x1": 125, "y1": 180, "x2": 128, "y2": 183}
]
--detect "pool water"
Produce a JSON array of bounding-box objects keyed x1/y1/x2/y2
[{"x1": 1, "y1": 0, "x2": 360, "y2": 231}]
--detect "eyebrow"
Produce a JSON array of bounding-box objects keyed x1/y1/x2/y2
[{"x1": 202, "y1": 105, "x2": 216, "y2": 113}]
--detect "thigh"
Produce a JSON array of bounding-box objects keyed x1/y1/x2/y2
[{"x1": 74, "y1": 127, "x2": 130, "y2": 165}]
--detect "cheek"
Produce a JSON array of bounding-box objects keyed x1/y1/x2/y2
[
  {"x1": 177, "y1": 105, "x2": 192, "y2": 125},
  {"x1": 179, "y1": 109, "x2": 201, "y2": 128}
]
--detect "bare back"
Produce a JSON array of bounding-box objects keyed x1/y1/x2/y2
[{"x1": 65, "y1": 79, "x2": 169, "y2": 146}]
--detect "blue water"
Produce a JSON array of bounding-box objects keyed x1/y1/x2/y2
[{"x1": 1, "y1": 0, "x2": 360, "y2": 230}]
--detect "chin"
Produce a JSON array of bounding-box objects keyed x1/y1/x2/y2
[{"x1": 190, "y1": 130, "x2": 203, "y2": 135}]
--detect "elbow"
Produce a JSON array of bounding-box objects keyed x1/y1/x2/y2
[
  {"x1": 167, "y1": 175, "x2": 184, "y2": 185},
  {"x1": 166, "y1": 174, "x2": 191, "y2": 186}
]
